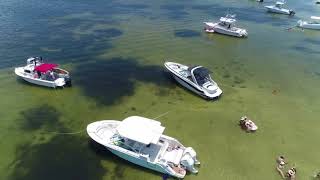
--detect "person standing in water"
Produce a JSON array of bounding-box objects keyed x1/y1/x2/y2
[{"x1": 276, "y1": 155, "x2": 287, "y2": 178}]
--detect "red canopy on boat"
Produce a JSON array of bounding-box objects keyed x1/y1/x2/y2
[{"x1": 34, "y1": 63, "x2": 58, "y2": 73}]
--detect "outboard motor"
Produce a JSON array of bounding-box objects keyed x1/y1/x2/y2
[
  {"x1": 289, "y1": 10, "x2": 295, "y2": 16},
  {"x1": 180, "y1": 147, "x2": 200, "y2": 173},
  {"x1": 184, "y1": 147, "x2": 200, "y2": 165},
  {"x1": 180, "y1": 154, "x2": 198, "y2": 173},
  {"x1": 64, "y1": 76, "x2": 72, "y2": 87}
]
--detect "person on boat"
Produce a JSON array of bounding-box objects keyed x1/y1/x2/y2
[
  {"x1": 245, "y1": 120, "x2": 253, "y2": 128},
  {"x1": 36, "y1": 71, "x2": 41, "y2": 77},
  {"x1": 50, "y1": 71, "x2": 55, "y2": 80},
  {"x1": 239, "y1": 116, "x2": 257, "y2": 132}
]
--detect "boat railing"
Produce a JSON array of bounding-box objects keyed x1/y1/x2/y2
[{"x1": 226, "y1": 14, "x2": 236, "y2": 18}]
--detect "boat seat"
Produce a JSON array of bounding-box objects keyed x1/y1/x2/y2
[
  {"x1": 180, "y1": 70, "x2": 191, "y2": 78},
  {"x1": 156, "y1": 141, "x2": 169, "y2": 160},
  {"x1": 163, "y1": 148, "x2": 184, "y2": 165}
]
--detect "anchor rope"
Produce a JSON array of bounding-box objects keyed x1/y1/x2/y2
[
  {"x1": 153, "y1": 111, "x2": 170, "y2": 120},
  {"x1": 40, "y1": 111, "x2": 171, "y2": 135},
  {"x1": 40, "y1": 129, "x2": 85, "y2": 135}
]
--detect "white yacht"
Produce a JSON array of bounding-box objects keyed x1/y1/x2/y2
[
  {"x1": 164, "y1": 61, "x2": 222, "y2": 99},
  {"x1": 15, "y1": 57, "x2": 71, "y2": 88},
  {"x1": 204, "y1": 15, "x2": 248, "y2": 38},
  {"x1": 87, "y1": 116, "x2": 200, "y2": 179},
  {"x1": 265, "y1": 1, "x2": 295, "y2": 15},
  {"x1": 297, "y1": 16, "x2": 320, "y2": 30}
]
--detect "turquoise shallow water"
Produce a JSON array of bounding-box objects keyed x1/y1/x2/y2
[{"x1": 0, "y1": 0, "x2": 320, "y2": 179}]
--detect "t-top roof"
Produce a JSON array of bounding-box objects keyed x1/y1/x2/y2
[
  {"x1": 34, "y1": 63, "x2": 58, "y2": 72},
  {"x1": 116, "y1": 116, "x2": 165, "y2": 145},
  {"x1": 220, "y1": 17, "x2": 236, "y2": 24},
  {"x1": 276, "y1": 1, "x2": 284, "y2": 5}
]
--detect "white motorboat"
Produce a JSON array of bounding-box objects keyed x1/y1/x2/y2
[
  {"x1": 297, "y1": 16, "x2": 320, "y2": 30},
  {"x1": 87, "y1": 116, "x2": 200, "y2": 179},
  {"x1": 15, "y1": 57, "x2": 71, "y2": 88},
  {"x1": 204, "y1": 15, "x2": 248, "y2": 38},
  {"x1": 265, "y1": 1, "x2": 295, "y2": 15},
  {"x1": 164, "y1": 61, "x2": 222, "y2": 99}
]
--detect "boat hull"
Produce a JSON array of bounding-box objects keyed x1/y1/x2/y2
[
  {"x1": 172, "y1": 74, "x2": 210, "y2": 99},
  {"x1": 297, "y1": 21, "x2": 320, "y2": 30},
  {"x1": 15, "y1": 67, "x2": 67, "y2": 88},
  {"x1": 107, "y1": 147, "x2": 168, "y2": 174},
  {"x1": 211, "y1": 27, "x2": 247, "y2": 37},
  {"x1": 265, "y1": 6, "x2": 294, "y2": 15},
  {"x1": 21, "y1": 76, "x2": 58, "y2": 88}
]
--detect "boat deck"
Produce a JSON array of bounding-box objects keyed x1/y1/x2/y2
[
  {"x1": 140, "y1": 143, "x2": 162, "y2": 162},
  {"x1": 168, "y1": 63, "x2": 193, "y2": 81}
]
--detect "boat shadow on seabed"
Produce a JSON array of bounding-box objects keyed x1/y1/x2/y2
[
  {"x1": 89, "y1": 139, "x2": 198, "y2": 179},
  {"x1": 88, "y1": 140, "x2": 180, "y2": 179}
]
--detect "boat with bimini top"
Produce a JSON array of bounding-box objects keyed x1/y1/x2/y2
[
  {"x1": 204, "y1": 14, "x2": 248, "y2": 38},
  {"x1": 15, "y1": 57, "x2": 71, "y2": 88},
  {"x1": 164, "y1": 61, "x2": 222, "y2": 99},
  {"x1": 87, "y1": 116, "x2": 200, "y2": 179}
]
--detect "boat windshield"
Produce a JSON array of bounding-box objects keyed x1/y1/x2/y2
[
  {"x1": 219, "y1": 21, "x2": 229, "y2": 26},
  {"x1": 192, "y1": 67, "x2": 212, "y2": 86}
]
